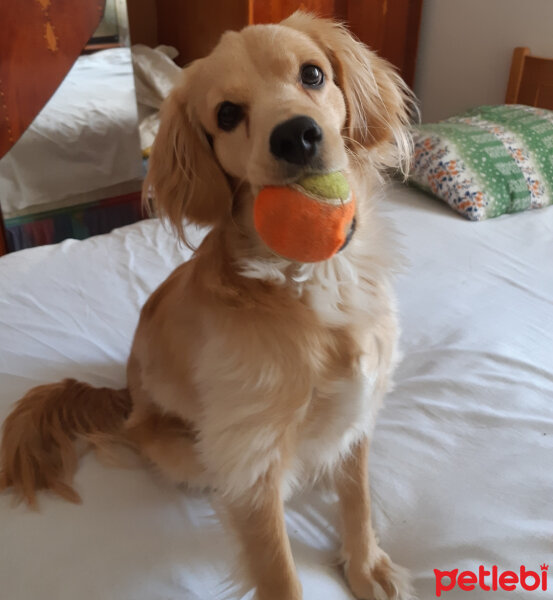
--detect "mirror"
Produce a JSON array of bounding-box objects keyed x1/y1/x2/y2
[{"x1": 0, "y1": 0, "x2": 144, "y2": 252}]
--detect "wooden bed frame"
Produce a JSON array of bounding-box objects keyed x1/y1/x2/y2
[
  {"x1": 506, "y1": 47, "x2": 553, "y2": 109},
  {"x1": 127, "y1": 0, "x2": 423, "y2": 89}
]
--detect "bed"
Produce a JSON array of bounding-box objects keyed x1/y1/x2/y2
[
  {"x1": 0, "y1": 47, "x2": 144, "y2": 252},
  {"x1": 0, "y1": 182, "x2": 551, "y2": 599}
]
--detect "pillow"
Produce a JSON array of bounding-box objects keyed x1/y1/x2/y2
[{"x1": 409, "y1": 105, "x2": 553, "y2": 220}]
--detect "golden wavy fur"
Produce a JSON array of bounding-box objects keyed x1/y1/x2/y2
[{"x1": 1, "y1": 12, "x2": 414, "y2": 600}]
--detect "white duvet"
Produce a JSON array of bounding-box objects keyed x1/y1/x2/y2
[
  {"x1": 0, "y1": 184, "x2": 551, "y2": 599},
  {"x1": 0, "y1": 48, "x2": 143, "y2": 218}
]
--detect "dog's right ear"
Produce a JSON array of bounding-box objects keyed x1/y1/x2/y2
[
  {"x1": 144, "y1": 70, "x2": 232, "y2": 245},
  {"x1": 283, "y1": 12, "x2": 414, "y2": 174}
]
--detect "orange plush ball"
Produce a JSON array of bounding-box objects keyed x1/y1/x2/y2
[{"x1": 253, "y1": 172, "x2": 356, "y2": 263}]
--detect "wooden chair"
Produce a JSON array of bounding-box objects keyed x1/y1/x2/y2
[{"x1": 506, "y1": 47, "x2": 553, "y2": 109}]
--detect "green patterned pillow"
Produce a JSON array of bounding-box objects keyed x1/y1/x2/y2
[{"x1": 409, "y1": 105, "x2": 553, "y2": 220}]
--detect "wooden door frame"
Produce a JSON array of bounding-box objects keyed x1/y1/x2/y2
[
  {"x1": 403, "y1": 0, "x2": 423, "y2": 89},
  {"x1": 0, "y1": 208, "x2": 8, "y2": 256}
]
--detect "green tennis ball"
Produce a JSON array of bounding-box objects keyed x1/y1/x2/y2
[{"x1": 295, "y1": 172, "x2": 351, "y2": 202}]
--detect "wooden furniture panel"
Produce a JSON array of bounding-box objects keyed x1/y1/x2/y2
[
  {"x1": 345, "y1": 0, "x2": 422, "y2": 88},
  {"x1": 251, "y1": 0, "x2": 340, "y2": 23},
  {"x1": 0, "y1": 0, "x2": 105, "y2": 160},
  {"x1": 127, "y1": 0, "x2": 158, "y2": 48},
  {"x1": 154, "y1": 0, "x2": 249, "y2": 67},
  {"x1": 141, "y1": 0, "x2": 422, "y2": 87},
  {"x1": 506, "y1": 47, "x2": 553, "y2": 110},
  {"x1": 382, "y1": 0, "x2": 422, "y2": 89}
]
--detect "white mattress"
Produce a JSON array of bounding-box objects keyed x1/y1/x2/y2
[
  {"x1": 0, "y1": 48, "x2": 143, "y2": 219},
  {"x1": 0, "y1": 184, "x2": 551, "y2": 600}
]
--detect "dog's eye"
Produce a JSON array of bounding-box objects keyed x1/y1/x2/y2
[
  {"x1": 300, "y1": 64, "x2": 324, "y2": 88},
  {"x1": 217, "y1": 102, "x2": 244, "y2": 131}
]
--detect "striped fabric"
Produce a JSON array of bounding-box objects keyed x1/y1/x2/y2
[
  {"x1": 409, "y1": 105, "x2": 553, "y2": 220},
  {"x1": 5, "y1": 192, "x2": 143, "y2": 252}
]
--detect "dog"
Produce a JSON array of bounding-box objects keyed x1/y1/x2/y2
[{"x1": 0, "y1": 12, "x2": 414, "y2": 600}]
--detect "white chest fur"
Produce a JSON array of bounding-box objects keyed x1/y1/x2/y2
[
  {"x1": 302, "y1": 358, "x2": 380, "y2": 462},
  {"x1": 284, "y1": 249, "x2": 399, "y2": 496},
  {"x1": 238, "y1": 205, "x2": 401, "y2": 498}
]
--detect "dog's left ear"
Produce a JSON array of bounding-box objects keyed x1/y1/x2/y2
[
  {"x1": 144, "y1": 67, "x2": 233, "y2": 245},
  {"x1": 283, "y1": 12, "x2": 414, "y2": 171}
]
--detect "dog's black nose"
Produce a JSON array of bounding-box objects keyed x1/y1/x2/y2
[{"x1": 270, "y1": 116, "x2": 323, "y2": 165}]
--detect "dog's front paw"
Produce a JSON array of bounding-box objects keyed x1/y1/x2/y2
[{"x1": 345, "y1": 549, "x2": 414, "y2": 600}]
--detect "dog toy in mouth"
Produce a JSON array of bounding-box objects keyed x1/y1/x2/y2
[{"x1": 253, "y1": 172, "x2": 356, "y2": 263}]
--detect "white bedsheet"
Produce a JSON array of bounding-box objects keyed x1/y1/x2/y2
[
  {"x1": 0, "y1": 48, "x2": 142, "y2": 219},
  {"x1": 0, "y1": 184, "x2": 551, "y2": 599}
]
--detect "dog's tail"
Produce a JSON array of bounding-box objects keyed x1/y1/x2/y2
[{"x1": 0, "y1": 379, "x2": 132, "y2": 507}]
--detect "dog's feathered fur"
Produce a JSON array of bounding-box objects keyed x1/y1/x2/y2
[{"x1": 0, "y1": 13, "x2": 415, "y2": 600}]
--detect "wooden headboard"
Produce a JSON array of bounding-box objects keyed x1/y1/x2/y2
[
  {"x1": 506, "y1": 47, "x2": 553, "y2": 110},
  {"x1": 127, "y1": 0, "x2": 423, "y2": 89}
]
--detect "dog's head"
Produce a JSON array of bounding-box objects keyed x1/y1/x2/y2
[{"x1": 146, "y1": 12, "x2": 412, "y2": 244}]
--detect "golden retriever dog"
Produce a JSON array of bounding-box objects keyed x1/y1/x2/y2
[{"x1": 0, "y1": 12, "x2": 414, "y2": 600}]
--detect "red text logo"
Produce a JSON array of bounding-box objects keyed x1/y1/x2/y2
[{"x1": 434, "y1": 564, "x2": 548, "y2": 596}]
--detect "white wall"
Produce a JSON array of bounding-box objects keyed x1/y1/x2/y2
[{"x1": 414, "y1": 0, "x2": 553, "y2": 122}]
